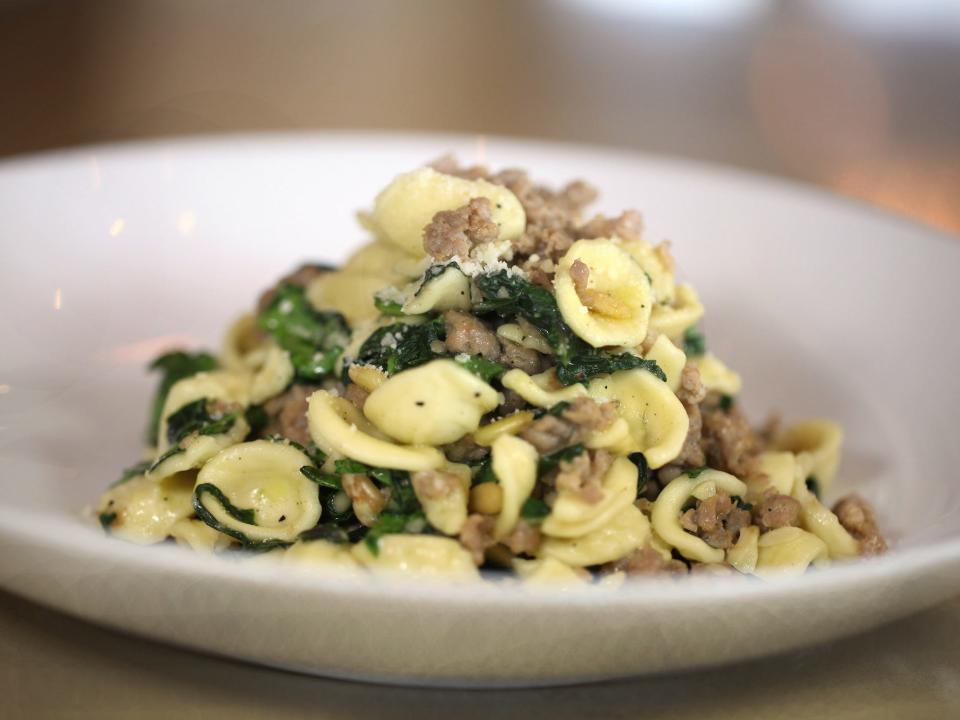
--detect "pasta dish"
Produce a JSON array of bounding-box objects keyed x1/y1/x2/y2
[{"x1": 94, "y1": 157, "x2": 886, "y2": 583}]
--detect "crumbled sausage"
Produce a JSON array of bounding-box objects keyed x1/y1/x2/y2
[
  {"x1": 498, "y1": 338, "x2": 545, "y2": 375},
  {"x1": 261, "y1": 384, "x2": 318, "y2": 445},
  {"x1": 680, "y1": 493, "x2": 752, "y2": 549},
  {"x1": 676, "y1": 365, "x2": 707, "y2": 406},
  {"x1": 701, "y1": 405, "x2": 763, "y2": 478},
  {"x1": 342, "y1": 382, "x2": 369, "y2": 411},
  {"x1": 443, "y1": 310, "x2": 502, "y2": 361},
  {"x1": 341, "y1": 474, "x2": 385, "y2": 527},
  {"x1": 578, "y1": 209, "x2": 644, "y2": 244},
  {"x1": 412, "y1": 470, "x2": 461, "y2": 501},
  {"x1": 518, "y1": 398, "x2": 617, "y2": 454},
  {"x1": 752, "y1": 489, "x2": 801, "y2": 531},
  {"x1": 833, "y1": 494, "x2": 887, "y2": 556},
  {"x1": 459, "y1": 513, "x2": 497, "y2": 565},
  {"x1": 555, "y1": 449, "x2": 612, "y2": 503},
  {"x1": 256, "y1": 263, "x2": 330, "y2": 314},
  {"x1": 503, "y1": 521, "x2": 541, "y2": 556},
  {"x1": 606, "y1": 545, "x2": 687, "y2": 575},
  {"x1": 422, "y1": 197, "x2": 499, "y2": 261},
  {"x1": 672, "y1": 400, "x2": 706, "y2": 468}
]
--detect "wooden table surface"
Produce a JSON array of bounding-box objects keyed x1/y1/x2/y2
[{"x1": 1, "y1": 1, "x2": 958, "y2": 717}]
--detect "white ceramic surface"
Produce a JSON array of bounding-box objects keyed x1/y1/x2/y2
[{"x1": 0, "y1": 133, "x2": 958, "y2": 687}]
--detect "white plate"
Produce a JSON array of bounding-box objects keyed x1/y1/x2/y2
[{"x1": 1, "y1": 133, "x2": 958, "y2": 687}]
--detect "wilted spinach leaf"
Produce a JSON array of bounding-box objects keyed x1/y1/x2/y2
[{"x1": 145, "y1": 350, "x2": 217, "y2": 443}]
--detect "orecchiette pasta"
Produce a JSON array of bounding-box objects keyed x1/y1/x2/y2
[
  {"x1": 754, "y1": 527, "x2": 830, "y2": 578},
  {"x1": 491, "y1": 434, "x2": 539, "y2": 539},
  {"x1": 649, "y1": 283, "x2": 704, "y2": 340},
  {"x1": 725, "y1": 525, "x2": 760, "y2": 574},
  {"x1": 363, "y1": 359, "x2": 499, "y2": 446},
  {"x1": 687, "y1": 353, "x2": 742, "y2": 396},
  {"x1": 616, "y1": 238, "x2": 676, "y2": 305},
  {"x1": 97, "y1": 472, "x2": 196, "y2": 545},
  {"x1": 372, "y1": 167, "x2": 525, "y2": 255},
  {"x1": 401, "y1": 264, "x2": 472, "y2": 314},
  {"x1": 513, "y1": 557, "x2": 588, "y2": 587},
  {"x1": 642, "y1": 334, "x2": 687, "y2": 392},
  {"x1": 554, "y1": 239, "x2": 653, "y2": 348},
  {"x1": 651, "y1": 470, "x2": 747, "y2": 563},
  {"x1": 500, "y1": 368, "x2": 588, "y2": 408},
  {"x1": 351, "y1": 535, "x2": 480, "y2": 579},
  {"x1": 541, "y1": 456, "x2": 638, "y2": 539},
  {"x1": 540, "y1": 503, "x2": 651, "y2": 567},
  {"x1": 249, "y1": 345, "x2": 295, "y2": 404},
  {"x1": 772, "y1": 420, "x2": 843, "y2": 492}
]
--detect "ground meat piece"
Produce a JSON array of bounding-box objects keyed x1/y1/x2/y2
[
  {"x1": 555, "y1": 450, "x2": 612, "y2": 503},
  {"x1": 607, "y1": 545, "x2": 687, "y2": 575},
  {"x1": 676, "y1": 365, "x2": 707, "y2": 406},
  {"x1": 671, "y1": 399, "x2": 706, "y2": 469},
  {"x1": 681, "y1": 493, "x2": 752, "y2": 549},
  {"x1": 256, "y1": 263, "x2": 330, "y2": 314},
  {"x1": 442, "y1": 436, "x2": 489, "y2": 463},
  {"x1": 428, "y1": 154, "x2": 488, "y2": 180},
  {"x1": 833, "y1": 494, "x2": 887, "y2": 556},
  {"x1": 753, "y1": 489, "x2": 801, "y2": 531},
  {"x1": 411, "y1": 470, "x2": 461, "y2": 501},
  {"x1": 519, "y1": 415, "x2": 577, "y2": 455},
  {"x1": 341, "y1": 474, "x2": 385, "y2": 527},
  {"x1": 342, "y1": 382, "x2": 369, "y2": 411},
  {"x1": 443, "y1": 310, "x2": 502, "y2": 361},
  {"x1": 459, "y1": 513, "x2": 497, "y2": 565},
  {"x1": 577, "y1": 209, "x2": 644, "y2": 244},
  {"x1": 498, "y1": 388, "x2": 529, "y2": 415},
  {"x1": 503, "y1": 521, "x2": 541, "y2": 556},
  {"x1": 498, "y1": 338, "x2": 545, "y2": 375},
  {"x1": 422, "y1": 197, "x2": 499, "y2": 261},
  {"x1": 261, "y1": 384, "x2": 318, "y2": 445},
  {"x1": 518, "y1": 398, "x2": 617, "y2": 454},
  {"x1": 700, "y1": 405, "x2": 762, "y2": 478}
]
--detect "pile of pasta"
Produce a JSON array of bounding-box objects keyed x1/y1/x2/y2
[{"x1": 95, "y1": 163, "x2": 879, "y2": 584}]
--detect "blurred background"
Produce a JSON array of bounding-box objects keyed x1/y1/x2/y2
[{"x1": 1, "y1": 0, "x2": 958, "y2": 234}]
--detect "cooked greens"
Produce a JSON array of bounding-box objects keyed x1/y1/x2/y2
[{"x1": 146, "y1": 350, "x2": 217, "y2": 443}]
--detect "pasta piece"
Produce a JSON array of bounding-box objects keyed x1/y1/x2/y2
[
  {"x1": 347, "y1": 364, "x2": 387, "y2": 392},
  {"x1": 754, "y1": 527, "x2": 830, "y2": 578},
  {"x1": 194, "y1": 440, "x2": 323, "y2": 545},
  {"x1": 772, "y1": 420, "x2": 843, "y2": 492},
  {"x1": 169, "y1": 518, "x2": 233, "y2": 553},
  {"x1": 586, "y1": 368, "x2": 689, "y2": 468},
  {"x1": 414, "y1": 464, "x2": 471, "y2": 536},
  {"x1": 749, "y1": 451, "x2": 797, "y2": 496},
  {"x1": 341, "y1": 240, "x2": 424, "y2": 283},
  {"x1": 688, "y1": 353, "x2": 742, "y2": 395},
  {"x1": 513, "y1": 557, "x2": 588, "y2": 587},
  {"x1": 651, "y1": 469, "x2": 747, "y2": 563},
  {"x1": 307, "y1": 390, "x2": 445, "y2": 471},
  {"x1": 541, "y1": 456, "x2": 638, "y2": 539},
  {"x1": 649, "y1": 284, "x2": 704, "y2": 340},
  {"x1": 554, "y1": 239, "x2": 653, "y2": 348},
  {"x1": 500, "y1": 368, "x2": 588, "y2": 408},
  {"x1": 643, "y1": 334, "x2": 687, "y2": 392},
  {"x1": 471, "y1": 411, "x2": 535, "y2": 447},
  {"x1": 402, "y1": 264, "x2": 471, "y2": 314},
  {"x1": 97, "y1": 472, "x2": 195, "y2": 545},
  {"x1": 491, "y1": 435, "x2": 539, "y2": 539},
  {"x1": 371, "y1": 167, "x2": 525, "y2": 255},
  {"x1": 249, "y1": 345, "x2": 295, "y2": 404},
  {"x1": 156, "y1": 371, "x2": 251, "y2": 452},
  {"x1": 363, "y1": 359, "x2": 499, "y2": 446},
  {"x1": 616, "y1": 238, "x2": 676, "y2": 305},
  {"x1": 540, "y1": 503, "x2": 652, "y2": 567},
  {"x1": 726, "y1": 525, "x2": 760, "y2": 574},
  {"x1": 790, "y1": 474, "x2": 860, "y2": 559},
  {"x1": 149, "y1": 414, "x2": 251, "y2": 481},
  {"x1": 351, "y1": 535, "x2": 480, "y2": 580},
  {"x1": 305, "y1": 271, "x2": 390, "y2": 325},
  {"x1": 495, "y1": 322, "x2": 553, "y2": 354}
]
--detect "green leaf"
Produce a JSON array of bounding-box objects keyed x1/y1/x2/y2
[
  {"x1": 98, "y1": 511, "x2": 117, "y2": 530},
  {"x1": 474, "y1": 270, "x2": 666, "y2": 386},
  {"x1": 374, "y1": 296, "x2": 406, "y2": 316},
  {"x1": 244, "y1": 404, "x2": 269, "y2": 435},
  {"x1": 732, "y1": 495, "x2": 753, "y2": 511},
  {"x1": 453, "y1": 355, "x2": 508, "y2": 382},
  {"x1": 805, "y1": 475, "x2": 821, "y2": 500},
  {"x1": 298, "y1": 524, "x2": 351, "y2": 544},
  {"x1": 682, "y1": 326, "x2": 707, "y2": 357},
  {"x1": 354, "y1": 317, "x2": 446, "y2": 375},
  {"x1": 258, "y1": 284, "x2": 348, "y2": 382},
  {"x1": 300, "y1": 465, "x2": 341, "y2": 489},
  {"x1": 150, "y1": 398, "x2": 240, "y2": 473},
  {"x1": 193, "y1": 483, "x2": 290, "y2": 551},
  {"x1": 145, "y1": 350, "x2": 217, "y2": 443},
  {"x1": 472, "y1": 458, "x2": 498, "y2": 485},
  {"x1": 520, "y1": 497, "x2": 550, "y2": 525},
  {"x1": 719, "y1": 394, "x2": 735, "y2": 412},
  {"x1": 334, "y1": 458, "x2": 370, "y2": 475},
  {"x1": 628, "y1": 452, "x2": 651, "y2": 496},
  {"x1": 363, "y1": 511, "x2": 425, "y2": 556},
  {"x1": 686, "y1": 467, "x2": 708, "y2": 479}
]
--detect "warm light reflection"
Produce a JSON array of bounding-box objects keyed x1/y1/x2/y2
[
  {"x1": 53, "y1": 288, "x2": 63, "y2": 311},
  {"x1": 0, "y1": 385, "x2": 10, "y2": 395},
  {"x1": 177, "y1": 210, "x2": 196, "y2": 236},
  {"x1": 109, "y1": 218, "x2": 126, "y2": 237},
  {"x1": 105, "y1": 334, "x2": 198, "y2": 364}
]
